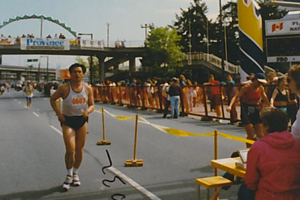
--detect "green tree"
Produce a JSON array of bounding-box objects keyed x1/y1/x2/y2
[
  {"x1": 142, "y1": 26, "x2": 184, "y2": 75},
  {"x1": 173, "y1": 0, "x2": 209, "y2": 53},
  {"x1": 75, "y1": 56, "x2": 99, "y2": 83}
]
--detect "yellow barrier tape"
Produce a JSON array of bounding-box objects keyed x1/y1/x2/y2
[
  {"x1": 115, "y1": 116, "x2": 136, "y2": 120},
  {"x1": 218, "y1": 132, "x2": 255, "y2": 145},
  {"x1": 98, "y1": 108, "x2": 255, "y2": 144},
  {"x1": 164, "y1": 128, "x2": 215, "y2": 137}
]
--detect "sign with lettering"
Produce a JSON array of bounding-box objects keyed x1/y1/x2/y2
[
  {"x1": 79, "y1": 39, "x2": 103, "y2": 49},
  {"x1": 20, "y1": 38, "x2": 70, "y2": 50},
  {"x1": 266, "y1": 19, "x2": 300, "y2": 36}
]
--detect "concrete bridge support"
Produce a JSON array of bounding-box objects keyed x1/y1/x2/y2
[
  {"x1": 113, "y1": 64, "x2": 119, "y2": 75},
  {"x1": 129, "y1": 57, "x2": 136, "y2": 74},
  {"x1": 16, "y1": 72, "x2": 21, "y2": 81},
  {"x1": 96, "y1": 54, "x2": 105, "y2": 83}
]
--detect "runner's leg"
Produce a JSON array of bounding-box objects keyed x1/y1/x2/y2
[
  {"x1": 62, "y1": 125, "x2": 76, "y2": 170},
  {"x1": 74, "y1": 122, "x2": 87, "y2": 169}
]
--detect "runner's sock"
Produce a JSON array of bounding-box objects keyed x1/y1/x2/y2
[
  {"x1": 67, "y1": 168, "x2": 73, "y2": 176},
  {"x1": 73, "y1": 168, "x2": 79, "y2": 174}
]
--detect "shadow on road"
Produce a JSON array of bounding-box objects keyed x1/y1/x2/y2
[{"x1": 0, "y1": 185, "x2": 64, "y2": 200}]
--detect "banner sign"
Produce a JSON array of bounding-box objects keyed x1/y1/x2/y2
[
  {"x1": 266, "y1": 19, "x2": 300, "y2": 36},
  {"x1": 80, "y1": 39, "x2": 103, "y2": 49},
  {"x1": 59, "y1": 69, "x2": 71, "y2": 80},
  {"x1": 20, "y1": 38, "x2": 70, "y2": 50}
]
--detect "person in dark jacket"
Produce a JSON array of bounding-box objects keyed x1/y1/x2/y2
[{"x1": 168, "y1": 77, "x2": 182, "y2": 118}]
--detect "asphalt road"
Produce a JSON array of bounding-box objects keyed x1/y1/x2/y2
[{"x1": 0, "y1": 89, "x2": 247, "y2": 200}]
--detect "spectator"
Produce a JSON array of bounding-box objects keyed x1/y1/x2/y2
[
  {"x1": 241, "y1": 73, "x2": 255, "y2": 85},
  {"x1": 270, "y1": 76, "x2": 295, "y2": 114},
  {"x1": 239, "y1": 107, "x2": 300, "y2": 200},
  {"x1": 186, "y1": 79, "x2": 194, "y2": 111},
  {"x1": 179, "y1": 74, "x2": 188, "y2": 116},
  {"x1": 161, "y1": 79, "x2": 170, "y2": 118},
  {"x1": 59, "y1": 33, "x2": 66, "y2": 39},
  {"x1": 168, "y1": 77, "x2": 181, "y2": 119},
  {"x1": 265, "y1": 71, "x2": 278, "y2": 101},
  {"x1": 223, "y1": 74, "x2": 238, "y2": 124},
  {"x1": 204, "y1": 74, "x2": 222, "y2": 120}
]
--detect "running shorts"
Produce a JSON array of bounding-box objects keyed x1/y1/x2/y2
[
  {"x1": 241, "y1": 103, "x2": 261, "y2": 125},
  {"x1": 61, "y1": 115, "x2": 88, "y2": 131}
]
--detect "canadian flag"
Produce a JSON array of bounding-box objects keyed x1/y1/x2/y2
[{"x1": 271, "y1": 22, "x2": 283, "y2": 32}]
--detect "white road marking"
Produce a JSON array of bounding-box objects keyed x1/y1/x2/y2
[
  {"x1": 109, "y1": 166, "x2": 162, "y2": 200},
  {"x1": 54, "y1": 109, "x2": 160, "y2": 199},
  {"x1": 32, "y1": 112, "x2": 39, "y2": 117},
  {"x1": 50, "y1": 125, "x2": 62, "y2": 135}
]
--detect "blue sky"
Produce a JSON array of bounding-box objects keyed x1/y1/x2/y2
[{"x1": 0, "y1": 0, "x2": 226, "y2": 69}]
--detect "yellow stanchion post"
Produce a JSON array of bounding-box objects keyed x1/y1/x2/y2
[
  {"x1": 214, "y1": 130, "x2": 219, "y2": 196},
  {"x1": 97, "y1": 108, "x2": 111, "y2": 145},
  {"x1": 214, "y1": 130, "x2": 218, "y2": 176},
  {"x1": 125, "y1": 114, "x2": 144, "y2": 167}
]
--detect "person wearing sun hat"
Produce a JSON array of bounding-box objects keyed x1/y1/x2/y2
[{"x1": 227, "y1": 72, "x2": 270, "y2": 147}]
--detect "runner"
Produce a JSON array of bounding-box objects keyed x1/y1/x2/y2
[
  {"x1": 227, "y1": 73, "x2": 270, "y2": 147},
  {"x1": 24, "y1": 81, "x2": 34, "y2": 109},
  {"x1": 50, "y1": 63, "x2": 94, "y2": 191}
]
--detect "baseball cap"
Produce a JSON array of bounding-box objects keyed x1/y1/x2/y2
[
  {"x1": 254, "y1": 73, "x2": 267, "y2": 84},
  {"x1": 171, "y1": 77, "x2": 178, "y2": 82}
]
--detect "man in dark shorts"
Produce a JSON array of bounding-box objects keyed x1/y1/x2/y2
[{"x1": 50, "y1": 63, "x2": 94, "y2": 191}]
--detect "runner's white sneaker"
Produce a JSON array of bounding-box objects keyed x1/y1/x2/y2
[
  {"x1": 62, "y1": 175, "x2": 73, "y2": 190},
  {"x1": 73, "y1": 173, "x2": 81, "y2": 186}
]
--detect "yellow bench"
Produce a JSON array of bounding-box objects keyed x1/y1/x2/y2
[{"x1": 195, "y1": 176, "x2": 232, "y2": 200}]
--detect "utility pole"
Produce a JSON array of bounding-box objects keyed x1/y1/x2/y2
[
  {"x1": 141, "y1": 24, "x2": 152, "y2": 46},
  {"x1": 78, "y1": 33, "x2": 94, "y2": 85},
  {"x1": 107, "y1": 23, "x2": 110, "y2": 47}
]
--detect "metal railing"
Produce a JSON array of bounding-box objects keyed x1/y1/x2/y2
[{"x1": 185, "y1": 52, "x2": 239, "y2": 74}]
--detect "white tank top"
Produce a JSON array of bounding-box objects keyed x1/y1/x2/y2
[
  {"x1": 63, "y1": 83, "x2": 88, "y2": 116},
  {"x1": 24, "y1": 85, "x2": 33, "y2": 97}
]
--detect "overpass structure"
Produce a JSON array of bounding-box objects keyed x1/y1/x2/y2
[
  {"x1": 0, "y1": 64, "x2": 56, "y2": 83},
  {"x1": 0, "y1": 38, "x2": 146, "y2": 83}
]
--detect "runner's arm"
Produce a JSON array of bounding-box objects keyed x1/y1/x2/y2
[
  {"x1": 270, "y1": 89, "x2": 278, "y2": 107},
  {"x1": 227, "y1": 86, "x2": 246, "y2": 111},
  {"x1": 83, "y1": 85, "x2": 95, "y2": 117},
  {"x1": 50, "y1": 84, "x2": 65, "y2": 116},
  {"x1": 261, "y1": 86, "x2": 270, "y2": 107}
]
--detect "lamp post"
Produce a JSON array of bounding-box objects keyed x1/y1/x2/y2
[
  {"x1": 224, "y1": 25, "x2": 228, "y2": 64},
  {"x1": 78, "y1": 33, "x2": 94, "y2": 85},
  {"x1": 40, "y1": 18, "x2": 43, "y2": 38},
  {"x1": 203, "y1": 19, "x2": 210, "y2": 61},
  {"x1": 219, "y1": 0, "x2": 225, "y2": 79},
  {"x1": 40, "y1": 56, "x2": 49, "y2": 82},
  {"x1": 188, "y1": 20, "x2": 192, "y2": 65}
]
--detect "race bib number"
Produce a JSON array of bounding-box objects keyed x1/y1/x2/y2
[
  {"x1": 72, "y1": 95, "x2": 86, "y2": 106},
  {"x1": 248, "y1": 106, "x2": 256, "y2": 114}
]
